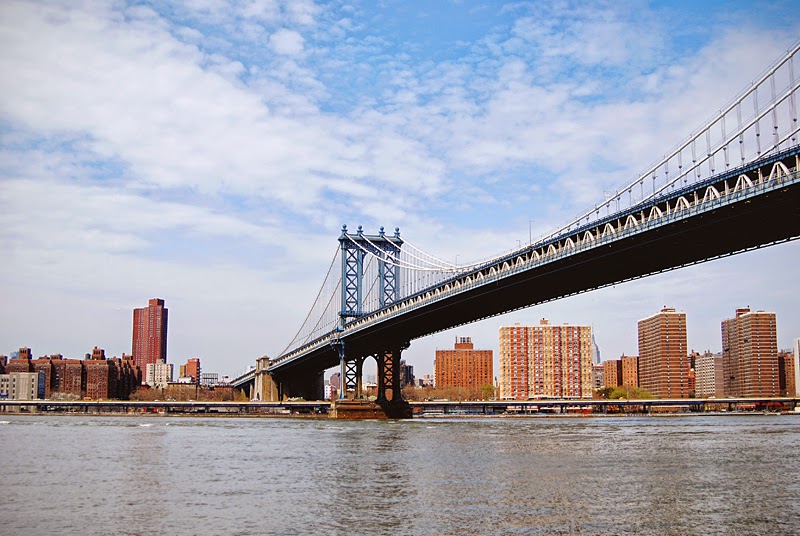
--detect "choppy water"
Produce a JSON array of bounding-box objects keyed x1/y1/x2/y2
[{"x1": 1, "y1": 414, "x2": 798, "y2": 535}]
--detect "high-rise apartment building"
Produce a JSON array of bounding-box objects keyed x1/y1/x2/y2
[
  {"x1": 638, "y1": 307, "x2": 690, "y2": 398},
  {"x1": 435, "y1": 337, "x2": 493, "y2": 391},
  {"x1": 499, "y1": 320, "x2": 593, "y2": 400},
  {"x1": 499, "y1": 325, "x2": 529, "y2": 399},
  {"x1": 722, "y1": 308, "x2": 779, "y2": 397},
  {"x1": 132, "y1": 298, "x2": 168, "y2": 379}
]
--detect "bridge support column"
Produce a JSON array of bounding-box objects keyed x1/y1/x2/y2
[{"x1": 375, "y1": 343, "x2": 412, "y2": 418}]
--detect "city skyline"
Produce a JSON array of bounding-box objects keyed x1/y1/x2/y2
[
  {"x1": 1, "y1": 299, "x2": 794, "y2": 380},
  {"x1": 1, "y1": 1, "x2": 799, "y2": 377}
]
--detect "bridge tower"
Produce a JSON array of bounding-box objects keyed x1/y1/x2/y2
[
  {"x1": 333, "y1": 225, "x2": 411, "y2": 417},
  {"x1": 338, "y1": 224, "x2": 402, "y2": 323}
]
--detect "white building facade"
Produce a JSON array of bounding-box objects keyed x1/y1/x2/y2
[
  {"x1": 145, "y1": 360, "x2": 174, "y2": 388},
  {"x1": 0, "y1": 372, "x2": 44, "y2": 400}
]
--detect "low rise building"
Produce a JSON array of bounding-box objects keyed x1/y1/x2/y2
[
  {"x1": 0, "y1": 372, "x2": 45, "y2": 400},
  {"x1": 200, "y1": 372, "x2": 219, "y2": 386},
  {"x1": 145, "y1": 360, "x2": 174, "y2": 388},
  {"x1": 592, "y1": 364, "x2": 604, "y2": 390}
]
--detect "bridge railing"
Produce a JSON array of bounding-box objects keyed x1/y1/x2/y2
[{"x1": 544, "y1": 41, "x2": 800, "y2": 242}]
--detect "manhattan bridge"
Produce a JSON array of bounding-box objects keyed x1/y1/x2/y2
[{"x1": 234, "y1": 43, "x2": 800, "y2": 417}]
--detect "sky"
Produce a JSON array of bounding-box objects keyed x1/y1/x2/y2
[{"x1": 1, "y1": 0, "x2": 799, "y2": 379}]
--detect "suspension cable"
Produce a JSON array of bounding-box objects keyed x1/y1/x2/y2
[{"x1": 278, "y1": 247, "x2": 340, "y2": 356}]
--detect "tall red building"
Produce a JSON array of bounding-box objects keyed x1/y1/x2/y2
[
  {"x1": 638, "y1": 307, "x2": 690, "y2": 398},
  {"x1": 500, "y1": 320, "x2": 594, "y2": 400},
  {"x1": 499, "y1": 324, "x2": 529, "y2": 399},
  {"x1": 132, "y1": 298, "x2": 168, "y2": 378},
  {"x1": 722, "y1": 308, "x2": 779, "y2": 397}
]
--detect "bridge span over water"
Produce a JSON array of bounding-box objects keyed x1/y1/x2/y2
[{"x1": 244, "y1": 44, "x2": 800, "y2": 413}]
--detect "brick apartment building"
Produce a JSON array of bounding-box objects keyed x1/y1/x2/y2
[
  {"x1": 3, "y1": 347, "x2": 139, "y2": 399},
  {"x1": 722, "y1": 308, "x2": 780, "y2": 397},
  {"x1": 500, "y1": 320, "x2": 594, "y2": 399},
  {"x1": 435, "y1": 337, "x2": 493, "y2": 390},
  {"x1": 132, "y1": 298, "x2": 168, "y2": 378},
  {"x1": 603, "y1": 359, "x2": 622, "y2": 388},
  {"x1": 638, "y1": 308, "x2": 690, "y2": 398}
]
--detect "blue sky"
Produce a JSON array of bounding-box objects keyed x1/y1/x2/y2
[{"x1": 1, "y1": 0, "x2": 799, "y2": 378}]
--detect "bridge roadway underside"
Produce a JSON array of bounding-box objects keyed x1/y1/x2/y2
[{"x1": 273, "y1": 176, "x2": 800, "y2": 392}]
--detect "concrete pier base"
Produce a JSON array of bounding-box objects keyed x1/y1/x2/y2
[{"x1": 329, "y1": 399, "x2": 413, "y2": 419}]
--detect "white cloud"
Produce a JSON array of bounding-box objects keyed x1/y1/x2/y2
[{"x1": 269, "y1": 28, "x2": 305, "y2": 56}]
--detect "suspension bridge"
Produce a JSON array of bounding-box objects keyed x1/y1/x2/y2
[{"x1": 238, "y1": 43, "x2": 800, "y2": 417}]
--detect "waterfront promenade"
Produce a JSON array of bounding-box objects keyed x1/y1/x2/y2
[{"x1": 2, "y1": 397, "x2": 798, "y2": 417}]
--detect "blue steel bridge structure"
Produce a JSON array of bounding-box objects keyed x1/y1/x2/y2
[{"x1": 234, "y1": 43, "x2": 800, "y2": 409}]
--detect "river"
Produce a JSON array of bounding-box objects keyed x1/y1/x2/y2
[{"x1": 1, "y1": 414, "x2": 798, "y2": 535}]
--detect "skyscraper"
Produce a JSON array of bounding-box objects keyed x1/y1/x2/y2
[
  {"x1": 637, "y1": 307, "x2": 689, "y2": 398},
  {"x1": 499, "y1": 320, "x2": 593, "y2": 400},
  {"x1": 132, "y1": 298, "x2": 168, "y2": 379},
  {"x1": 722, "y1": 308, "x2": 779, "y2": 397}
]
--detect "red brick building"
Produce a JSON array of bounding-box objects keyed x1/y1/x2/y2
[
  {"x1": 53, "y1": 358, "x2": 86, "y2": 397},
  {"x1": 6, "y1": 356, "x2": 33, "y2": 373},
  {"x1": 777, "y1": 351, "x2": 796, "y2": 397},
  {"x1": 603, "y1": 359, "x2": 622, "y2": 388},
  {"x1": 500, "y1": 320, "x2": 594, "y2": 399},
  {"x1": 499, "y1": 324, "x2": 529, "y2": 399},
  {"x1": 85, "y1": 360, "x2": 116, "y2": 399},
  {"x1": 435, "y1": 337, "x2": 493, "y2": 391},
  {"x1": 638, "y1": 308, "x2": 690, "y2": 398},
  {"x1": 20, "y1": 349, "x2": 139, "y2": 400},
  {"x1": 132, "y1": 298, "x2": 168, "y2": 379},
  {"x1": 32, "y1": 359, "x2": 54, "y2": 398},
  {"x1": 722, "y1": 308, "x2": 779, "y2": 397},
  {"x1": 180, "y1": 358, "x2": 201, "y2": 382},
  {"x1": 621, "y1": 355, "x2": 639, "y2": 388}
]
